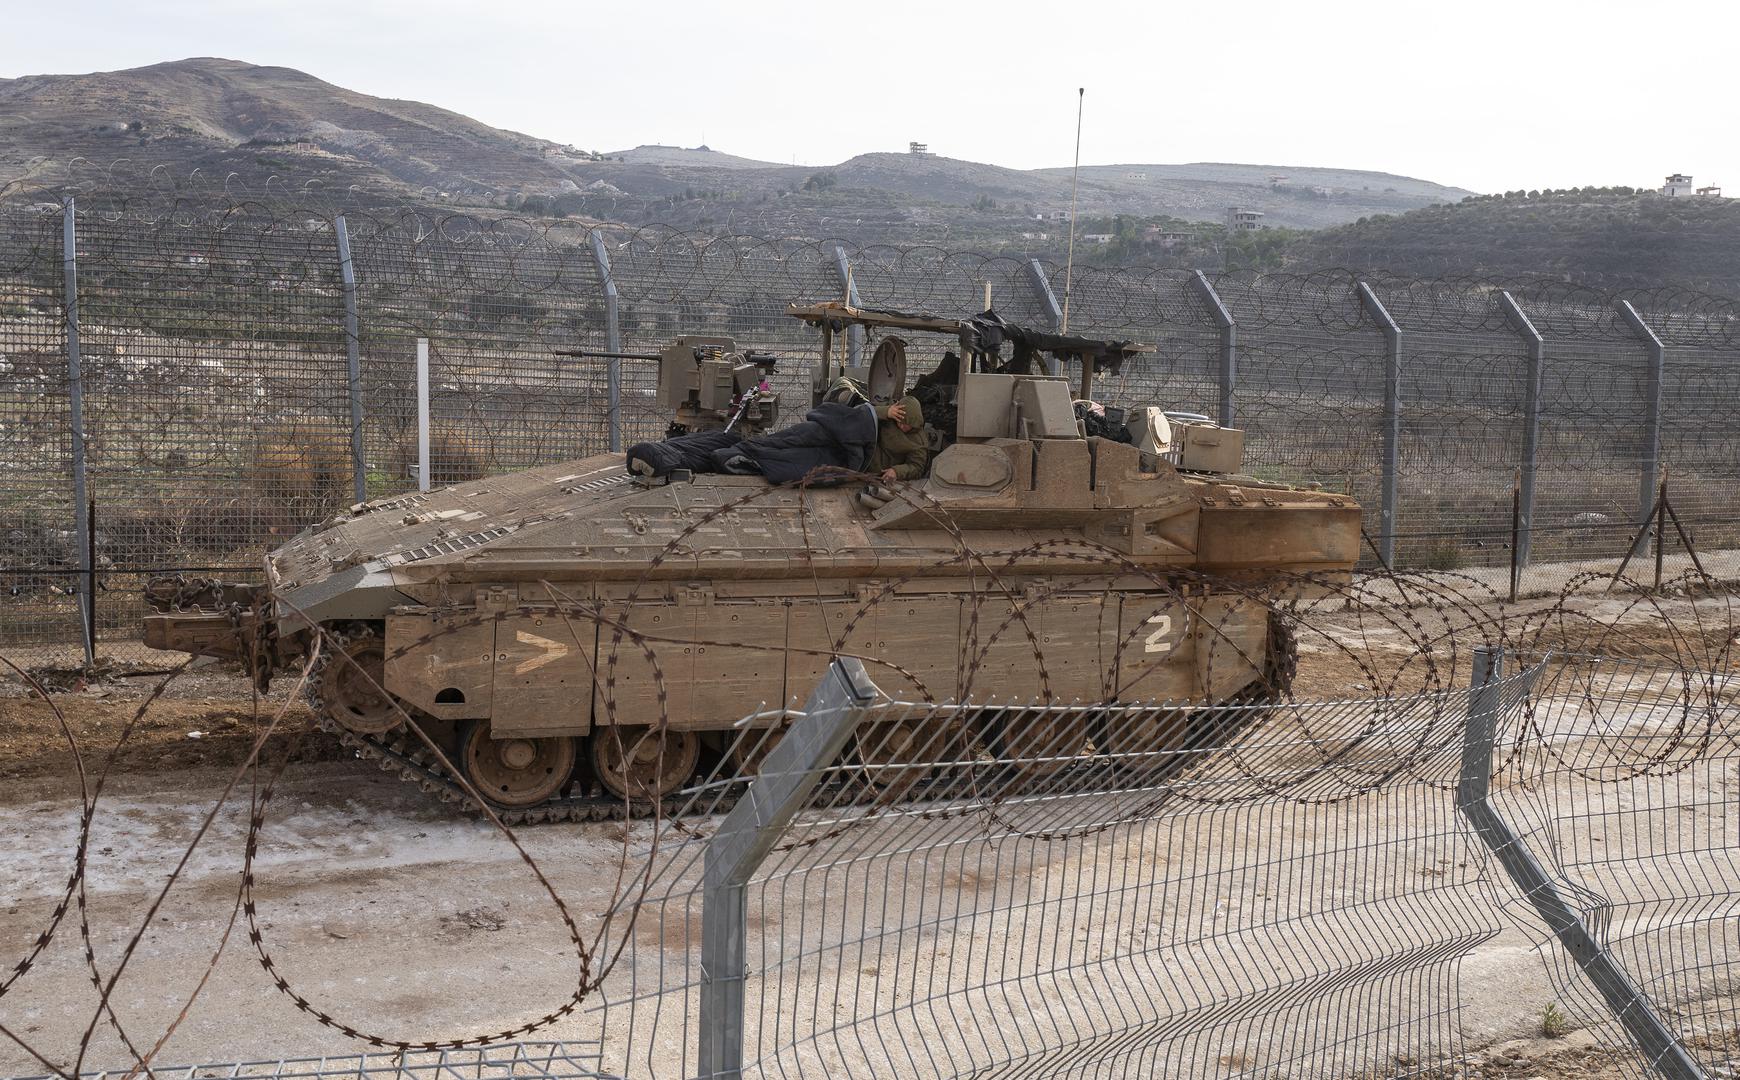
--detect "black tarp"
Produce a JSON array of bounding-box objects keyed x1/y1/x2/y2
[
  {"x1": 624, "y1": 402, "x2": 878, "y2": 485},
  {"x1": 713, "y1": 401, "x2": 879, "y2": 484},
  {"x1": 625, "y1": 428, "x2": 743, "y2": 479}
]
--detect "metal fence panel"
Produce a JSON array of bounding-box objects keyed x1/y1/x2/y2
[
  {"x1": 1478, "y1": 653, "x2": 1740, "y2": 1077},
  {"x1": 578, "y1": 656, "x2": 1549, "y2": 1080},
  {"x1": 3, "y1": 200, "x2": 1740, "y2": 659},
  {"x1": 65, "y1": 204, "x2": 351, "y2": 660},
  {"x1": 0, "y1": 206, "x2": 77, "y2": 658},
  {"x1": 1216, "y1": 273, "x2": 1389, "y2": 515}
]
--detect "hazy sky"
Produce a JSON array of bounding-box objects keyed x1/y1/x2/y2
[{"x1": 3, "y1": 0, "x2": 1736, "y2": 195}]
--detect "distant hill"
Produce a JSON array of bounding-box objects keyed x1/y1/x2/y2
[
  {"x1": 0, "y1": 58, "x2": 1470, "y2": 246},
  {"x1": 1049, "y1": 162, "x2": 1461, "y2": 230},
  {"x1": 567, "y1": 150, "x2": 1470, "y2": 239},
  {"x1": 1287, "y1": 190, "x2": 1740, "y2": 292},
  {"x1": 0, "y1": 57, "x2": 581, "y2": 201},
  {"x1": 5, "y1": 60, "x2": 1733, "y2": 294},
  {"x1": 610, "y1": 145, "x2": 781, "y2": 170}
]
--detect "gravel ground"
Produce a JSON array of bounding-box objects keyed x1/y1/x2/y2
[{"x1": 0, "y1": 751, "x2": 1687, "y2": 1079}]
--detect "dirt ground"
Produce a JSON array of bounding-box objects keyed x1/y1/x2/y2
[
  {"x1": 0, "y1": 662, "x2": 337, "y2": 785},
  {"x1": 0, "y1": 758, "x2": 1657, "y2": 1080}
]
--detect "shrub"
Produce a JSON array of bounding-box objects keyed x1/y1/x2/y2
[
  {"x1": 385, "y1": 429, "x2": 489, "y2": 489},
  {"x1": 1541, "y1": 1002, "x2": 1570, "y2": 1039},
  {"x1": 249, "y1": 421, "x2": 353, "y2": 523}
]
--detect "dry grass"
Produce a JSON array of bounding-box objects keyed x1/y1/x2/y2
[
  {"x1": 384, "y1": 429, "x2": 490, "y2": 488},
  {"x1": 248, "y1": 420, "x2": 353, "y2": 509}
]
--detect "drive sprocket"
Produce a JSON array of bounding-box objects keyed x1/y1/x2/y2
[{"x1": 310, "y1": 625, "x2": 401, "y2": 736}]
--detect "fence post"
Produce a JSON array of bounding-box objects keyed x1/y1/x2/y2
[
  {"x1": 1616, "y1": 301, "x2": 1664, "y2": 559},
  {"x1": 1023, "y1": 258, "x2": 1065, "y2": 377},
  {"x1": 1356, "y1": 281, "x2": 1402, "y2": 567},
  {"x1": 698, "y1": 657, "x2": 881, "y2": 1080},
  {"x1": 415, "y1": 338, "x2": 431, "y2": 492},
  {"x1": 1499, "y1": 291, "x2": 1543, "y2": 567},
  {"x1": 587, "y1": 231, "x2": 623, "y2": 453},
  {"x1": 1191, "y1": 270, "x2": 1237, "y2": 428},
  {"x1": 830, "y1": 243, "x2": 863, "y2": 367},
  {"x1": 61, "y1": 197, "x2": 94, "y2": 670},
  {"x1": 1458, "y1": 648, "x2": 1706, "y2": 1079},
  {"x1": 333, "y1": 214, "x2": 368, "y2": 505},
  {"x1": 1457, "y1": 646, "x2": 1504, "y2": 812}
]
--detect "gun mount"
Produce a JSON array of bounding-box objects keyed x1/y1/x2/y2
[{"x1": 559, "y1": 337, "x2": 781, "y2": 436}]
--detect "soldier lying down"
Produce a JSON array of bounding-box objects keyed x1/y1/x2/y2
[{"x1": 625, "y1": 382, "x2": 879, "y2": 485}]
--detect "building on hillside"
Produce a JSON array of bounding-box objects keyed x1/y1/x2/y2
[
  {"x1": 1125, "y1": 171, "x2": 1148, "y2": 180},
  {"x1": 1225, "y1": 207, "x2": 1265, "y2": 233},
  {"x1": 1698, "y1": 184, "x2": 1723, "y2": 197},
  {"x1": 1144, "y1": 226, "x2": 1192, "y2": 247},
  {"x1": 1661, "y1": 173, "x2": 1694, "y2": 196},
  {"x1": 1036, "y1": 210, "x2": 1072, "y2": 222},
  {"x1": 1082, "y1": 233, "x2": 1114, "y2": 244},
  {"x1": 909, "y1": 141, "x2": 932, "y2": 156}
]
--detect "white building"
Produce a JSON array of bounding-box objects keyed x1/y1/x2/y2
[
  {"x1": 1144, "y1": 227, "x2": 1191, "y2": 246},
  {"x1": 1225, "y1": 207, "x2": 1265, "y2": 233},
  {"x1": 1661, "y1": 173, "x2": 1694, "y2": 197}
]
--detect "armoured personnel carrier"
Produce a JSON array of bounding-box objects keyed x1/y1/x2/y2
[{"x1": 144, "y1": 306, "x2": 1361, "y2": 821}]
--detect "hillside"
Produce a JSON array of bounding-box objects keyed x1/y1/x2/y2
[
  {"x1": 1051, "y1": 162, "x2": 1459, "y2": 229},
  {"x1": 610, "y1": 145, "x2": 781, "y2": 170},
  {"x1": 1287, "y1": 191, "x2": 1740, "y2": 292},
  {"x1": 0, "y1": 57, "x2": 588, "y2": 201},
  {"x1": 556, "y1": 150, "x2": 1470, "y2": 239},
  {"x1": 4, "y1": 60, "x2": 1734, "y2": 293},
  {"x1": 0, "y1": 58, "x2": 1469, "y2": 246}
]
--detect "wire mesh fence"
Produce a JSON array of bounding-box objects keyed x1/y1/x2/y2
[
  {"x1": 1482, "y1": 650, "x2": 1740, "y2": 1078},
  {"x1": 595, "y1": 661, "x2": 1534, "y2": 1079},
  {"x1": 4, "y1": 196, "x2": 1740, "y2": 664},
  {"x1": 11, "y1": 602, "x2": 1740, "y2": 1079}
]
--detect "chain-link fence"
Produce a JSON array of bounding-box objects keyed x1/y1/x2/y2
[{"x1": 4, "y1": 196, "x2": 1740, "y2": 664}]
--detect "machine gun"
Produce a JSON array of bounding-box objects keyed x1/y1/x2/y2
[{"x1": 557, "y1": 337, "x2": 782, "y2": 436}]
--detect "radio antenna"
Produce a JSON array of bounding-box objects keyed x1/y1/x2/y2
[{"x1": 1061, "y1": 87, "x2": 1085, "y2": 334}]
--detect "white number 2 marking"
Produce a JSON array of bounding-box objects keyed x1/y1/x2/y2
[{"x1": 1143, "y1": 614, "x2": 1174, "y2": 655}]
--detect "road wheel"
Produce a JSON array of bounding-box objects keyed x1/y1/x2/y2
[
  {"x1": 590, "y1": 726, "x2": 701, "y2": 802},
  {"x1": 459, "y1": 722, "x2": 577, "y2": 809},
  {"x1": 856, "y1": 716, "x2": 956, "y2": 797},
  {"x1": 1093, "y1": 707, "x2": 1191, "y2": 773},
  {"x1": 730, "y1": 726, "x2": 786, "y2": 778},
  {"x1": 993, "y1": 707, "x2": 1088, "y2": 782}
]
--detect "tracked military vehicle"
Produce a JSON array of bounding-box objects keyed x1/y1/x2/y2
[{"x1": 145, "y1": 308, "x2": 1360, "y2": 821}]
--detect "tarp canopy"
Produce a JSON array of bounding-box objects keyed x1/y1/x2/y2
[{"x1": 787, "y1": 301, "x2": 1150, "y2": 375}]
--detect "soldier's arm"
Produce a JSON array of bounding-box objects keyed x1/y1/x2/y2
[{"x1": 892, "y1": 442, "x2": 929, "y2": 481}]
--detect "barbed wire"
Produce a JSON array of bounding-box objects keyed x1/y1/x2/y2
[
  {"x1": 1, "y1": 438, "x2": 1737, "y2": 1075},
  {"x1": 3, "y1": 169, "x2": 1740, "y2": 667}
]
